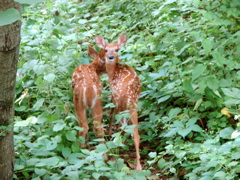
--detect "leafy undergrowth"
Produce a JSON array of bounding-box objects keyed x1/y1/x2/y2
[{"x1": 14, "y1": 0, "x2": 240, "y2": 179}]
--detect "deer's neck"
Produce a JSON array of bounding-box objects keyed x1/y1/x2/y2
[
  {"x1": 90, "y1": 57, "x2": 105, "y2": 76},
  {"x1": 106, "y1": 62, "x2": 117, "y2": 83}
]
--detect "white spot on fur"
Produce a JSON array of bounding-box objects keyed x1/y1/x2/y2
[
  {"x1": 91, "y1": 85, "x2": 98, "y2": 109},
  {"x1": 121, "y1": 117, "x2": 128, "y2": 126},
  {"x1": 83, "y1": 87, "x2": 87, "y2": 107}
]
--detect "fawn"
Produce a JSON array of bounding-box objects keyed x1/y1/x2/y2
[
  {"x1": 72, "y1": 45, "x2": 105, "y2": 147},
  {"x1": 95, "y1": 34, "x2": 142, "y2": 171}
]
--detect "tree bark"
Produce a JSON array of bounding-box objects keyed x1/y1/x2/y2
[{"x1": 0, "y1": 1, "x2": 21, "y2": 179}]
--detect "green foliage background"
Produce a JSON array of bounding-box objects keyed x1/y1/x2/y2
[{"x1": 14, "y1": 0, "x2": 240, "y2": 179}]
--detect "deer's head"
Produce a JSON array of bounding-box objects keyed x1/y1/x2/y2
[{"x1": 95, "y1": 34, "x2": 127, "y2": 64}]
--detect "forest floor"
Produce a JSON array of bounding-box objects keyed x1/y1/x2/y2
[{"x1": 119, "y1": 150, "x2": 170, "y2": 180}]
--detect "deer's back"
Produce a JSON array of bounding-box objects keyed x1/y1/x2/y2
[
  {"x1": 111, "y1": 64, "x2": 140, "y2": 111},
  {"x1": 72, "y1": 64, "x2": 101, "y2": 108}
]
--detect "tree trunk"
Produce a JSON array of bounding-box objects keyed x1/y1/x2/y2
[{"x1": 0, "y1": 1, "x2": 21, "y2": 179}]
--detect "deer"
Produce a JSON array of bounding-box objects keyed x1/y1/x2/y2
[
  {"x1": 95, "y1": 33, "x2": 142, "y2": 171},
  {"x1": 72, "y1": 45, "x2": 106, "y2": 148}
]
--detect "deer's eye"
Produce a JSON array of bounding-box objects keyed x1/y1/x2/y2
[
  {"x1": 115, "y1": 49, "x2": 119, "y2": 52},
  {"x1": 105, "y1": 49, "x2": 108, "y2": 52}
]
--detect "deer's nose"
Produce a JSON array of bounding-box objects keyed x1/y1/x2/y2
[{"x1": 108, "y1": 56, "x2": 114, "y2": 59}]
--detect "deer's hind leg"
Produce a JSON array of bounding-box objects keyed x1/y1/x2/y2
[
  {"x1": 74, "y1": 91, "x2": 89, "y2": 147},
  {"x1": 130, "y1": 108, "x2": 142, "y2": 171},
  {"x1": 92, "y1": 98, "x2": 104, "y2": 142}
]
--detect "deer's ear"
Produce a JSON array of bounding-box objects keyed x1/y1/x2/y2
[
  {"x1": 117, "y1": 33, "x2": 127, "y2": 48},
  {"x1": 95, "y1": 36, "x2": 106, "y2": 49},
  {"x1": 88, "y1": 45, "x2": 98, "y2": 59}
]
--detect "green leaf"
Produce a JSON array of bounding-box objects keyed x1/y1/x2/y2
[
  {"x1": 157, "y1": 158, "x2": 166, "y2": 169},
  {"x1": 15, "y1": 116, "x2": 38, "y2": 126},
  {"x1": 168, "y1": 108, "x2": 182, "y2": 120},
  {"x1": 191, "y1": 125, "x2": 202, "y2": 132},
  {"x1": 34, "y1": 168, "x2": 47, "y2": 176},
  {"x1": 169, "y1": 167, "x2": 176, "y2": 174},
  {"x1": 0, "y1": 8, "x2": 21, "y2": 26},
  {"x1": 27, "y1": 116, "x2": 38, "y2": 124},
  {"x1": 186, "y1": 117, "x2": 198, "y2": 126},
  {"x1": 66, "y1": 171, "x2": 79, "y2": 180},
  {"x1": 108, "y1": 158, "x2": 124, "y2": 171},
  {"x1": 53, "y1": 120, "x2": 66, "y2": 132},
  {"x1": 31, "y1": 149, "x2": 55, "y2": 156},
  {"x1": 213, "y1": 90, "x2": 222, "y2": 98},
  {"x1": 113, "y1": 136, "x2": 124, "y2": 147},
  {"x1": 32, "y1": 98, "x2": 44, "y2": 110},
  {"x1": 46, "y1": 140, "x2": 57, "y2": 151},
  {"x1": 92, "y1": 172, "x2": 101, "y2": 179},
  {"x1": 26, "y1": 158, "x2": 40, "y2": 166},
  {"x1": 183, "y1": 80, "x2": 194, "y2": 93},
  {"x1": 98, "y1": 166, "x2": 112, "y2": 171},
  {"x1": 14, "y1": 0, "x2": 45, "y2": 4},
  {"x1": 68, "y1": 154, "x2": 85, "y2": 164},
  {"x1": 71, "y1": 142, "x2": 80, "y2": 153},
  {"x1": 228, "y1": 161, "x2": 239, "y2": 167},
  {"x1": 207, "y1": 76, "x2": 219, "y2": 91},
  {"x1": 132, "y1": 170, "x2": 151, "y2": 180},
  {"x1": 164, "y1": 128, "x2": 178, "y2": 137},
  {"x1": 15, "y1": 164, "x2": 25, "y2": 171},
  {"x1": 122, "y1": 112, "x2": 131, "y2": 119},
  {"x1": 175, "y1": 43, "x2": 191, "y2": 56},
  {"x1": 136, "y1": 64, "x2": 148, "y2": 71},
  {"x1": 120, "y1": 53, "x2": 133, "y2": 60},
  {"x1": 192, "y1": 0, "x2": 200, "y2": 7},
  {"x1": 224, "y1": 99, "x2": 240, "y2": 105},
  {"x1": 81, "y1": 149, "x2": 90, "y2": 155},
  {"x1": 149, "y1": 152, "x2": 157, "y2": 158},
  {"x1": 46, "y1": 113, "x2": 59, "y2": 123},
  {"x1": 49, "y1": 174, "x2": 61, "y2": 180},
  {"x1": 78, "y1": 19, "x2": 88, "y2": 24},
  {"x1": 95, "y1": 144, "x2": 108, "y2": 153},
  {"x1": 44, "y1": 157, "x2": 59, "y2": 167},
  {"x1": 15, "y1": 120, "x2": 29, "y2": 127},
  {"x1": 32, "y1": 177, "x2": 41, "y2": 180},
  {"x1": 212, "y1": 51, "x2": 224, "y2": 67},
  {"x1": 192, "y1": 64, "x2": 207, "y2": 81},
  {"x1": 106, "y1": 141, "x2": 118, "y2": 149},
  {"x1": 202, "y1": 38, "x2": 212, "y2": 54},
  {"x1": 149, "y1": 113, "x2": 158, "y2": 122},
  {"x1": 175, "y1": 151, "x2": 186, "y2": 159},
  {"x1": 66, "y1": 130, "x2": 77, "y2": 141},
  {"x1": 232, "y1": 151, "x2": 240, "y2": 160},
  {"x1": 222, "y1": 88, "x2": 240, "y2": 99},
  {"x1": 157, "y1": 95, "x2": 171, "y2": 104},
  {"x1": 35, "y1": 163, "x2": 46, "y2": 167},
  {"x1": 213, "y1": 171, "x2": 226, "y2": 179},
  {"x1": 83, "y1": 165, "x2": 95, "y2": 170},
  {"x1": 62, "y1": 147, "x2": 71, "y2": 158},
  {"x1": 219, "y1": 78, "x2": 233, "y2": 88},
  {"x1": 73, "y1": 159, "x2": 85, "y2": 169},
  {"x1": 44, "y1": 74, "x2": 56, "y2": 83},
  {"x1": 178, "y1": 127, "x2": 192, "y2": 138},
  {"x1": 123, "y1": 125, "x2": 136, "y2": 134},
  {"x1": 193, "y1": 98, "x2": 203, "y2": 111},
  {"x1": 172, "y1": 120, "x2": 184, "y2": 128},
  {"x1": 198, "y1": 78, "x2": 208, "y2": 93},
  {"x1": 221, "y1": 88, "x2": 234, "y2": 97},
  {"x1": 115, "y1": 114, "x2": 122, "y2": 121},
  {"x1": 219, "y1": 127, "x2": 234, "y2": 139}
]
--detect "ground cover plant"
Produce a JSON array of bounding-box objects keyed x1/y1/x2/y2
[{"x1": 14, "y1": 0, "x2": 240, "y2": 179}]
